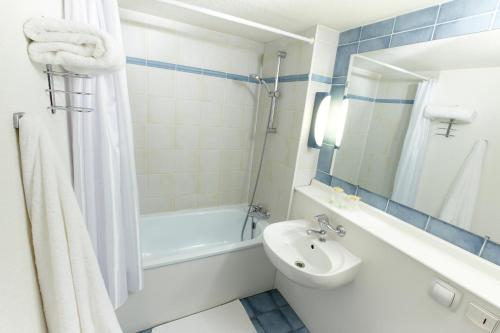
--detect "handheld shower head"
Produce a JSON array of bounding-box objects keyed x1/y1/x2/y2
[{"x1": 249, "y1": 74, "x2": 272, "y2": 93}]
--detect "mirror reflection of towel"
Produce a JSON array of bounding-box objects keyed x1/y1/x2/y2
[{"x1": 439, "y1": 139, "x2": 488, "y2": 230}]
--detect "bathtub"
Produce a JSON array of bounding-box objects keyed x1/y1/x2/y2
[{"x1": 116, "y1": 205, "x2": 276, "y2": 333}]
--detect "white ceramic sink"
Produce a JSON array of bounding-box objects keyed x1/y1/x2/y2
[{"x1": 263, "y1": 219, "x2": 362, "y2": 289}]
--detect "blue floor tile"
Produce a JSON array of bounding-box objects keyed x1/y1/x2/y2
[
  {"x1": 270, "y1": 289, "x2": 287, "y2": 307},
  {"x1": 252, "y1": 318, "x2": 266, "y2": 333},
  {"x1": 280, "y1": 305, "x2": 304, "y2": 330},
  {"x1": 241, "y1": 298, "x2": 255, "y2": 318},
  {"x1": 247, "y1": 292, "x2": 278, "y2": 314},
  {"x1": 241, "y1": 289, "x2": 309, "y2": 333},
  {"x1": 257, "y1": 310, "x2": 292, "y2": 333}
]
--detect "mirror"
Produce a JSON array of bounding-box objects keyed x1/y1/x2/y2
[{"x1": 327, "y1": 29, "x2": 500, "y2": 243}]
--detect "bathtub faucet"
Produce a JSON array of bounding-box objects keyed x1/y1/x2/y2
[{"x1": 249, "y1": 204, "x2": 271, "y2": 220}]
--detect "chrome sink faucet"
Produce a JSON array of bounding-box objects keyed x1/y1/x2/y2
[{"x1": 307, "y1": 214, "x2": 346, "y2": 242}]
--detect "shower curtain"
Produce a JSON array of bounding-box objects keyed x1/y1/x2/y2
[
  {"x1": 439, "y1": 139, "x2": 488, "y2": 230},
  {"x1": 391, "y1": 80, "x2": 435, "y2": 207},
  {"x1": 64, "y1": 0, "x2": 143, "y2": 308}
]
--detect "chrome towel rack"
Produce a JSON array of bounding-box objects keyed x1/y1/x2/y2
[
  {"x1": 44, "y1": 64, "x2": 94, "y2": 114},
  {"x1": 13, "y1": 65, "x2": 94, "y2": 129}
]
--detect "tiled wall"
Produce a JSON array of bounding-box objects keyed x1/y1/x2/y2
[
  {"x1": 122, "y1": 14, "x2": 263, "y2": 214},
  {"x1": 333, "y1": 0, "x2": 500, "y2": 82},
  {"x1": 315, "y1": 0, "x2": 500, "y2": 266},
  {"x1": 251, "y1": 25, "x2": 339, "y2": 223}
]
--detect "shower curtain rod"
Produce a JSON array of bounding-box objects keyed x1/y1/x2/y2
[
  {"x1": 156, "y1": 0, "x2": 315, "y2": 44},
  {"x1": 354, "y1": 54, "x2": 431, "y2": 81}
]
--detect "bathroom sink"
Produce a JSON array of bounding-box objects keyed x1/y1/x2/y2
[{"x1": 263, "y1": 220, "x2": 362, "y2": 289}]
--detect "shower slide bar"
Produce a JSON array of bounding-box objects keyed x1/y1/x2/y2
[{"x1": 156, "y1": 0, "x2": 315, "y2": 44}]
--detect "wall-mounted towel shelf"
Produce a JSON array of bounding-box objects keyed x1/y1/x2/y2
[
  {"x1": 437, "y1": 119, "x2": 456, "y2": 138},
  {"x1": 44, "y1": 64, "x2": 94, "y2": 114}
]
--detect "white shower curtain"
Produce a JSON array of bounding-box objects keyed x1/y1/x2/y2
[
  {"x1": 64, "y1": 0, "x2": 143, "y2": 308},
  {"x1": 439, "y1": 139, "x2": 488, "y2": 230},
  {"x1": 391, "y1": 80, "x2": 435, "y2": 207}
]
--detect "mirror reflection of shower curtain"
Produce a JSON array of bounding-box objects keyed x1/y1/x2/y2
[
  {"x1": 439, "y1": 139, "x2": 488, "y2": 230},
  {"x1": 391, "y1": 80, "x2": 435, "y2": 206}
]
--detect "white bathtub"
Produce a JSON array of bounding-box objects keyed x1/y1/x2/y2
[
  {"x1": 116, "y1": 205, "x2": 276, "y2": 333},
  {"x1": 141, "y1": 205, "x2": 267, "y2": 269}
]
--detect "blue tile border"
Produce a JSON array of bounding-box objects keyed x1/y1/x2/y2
[
  {"x1": 346, "y1": 94, "x2": 415, "y2": 105},
  {"x1": 127, "y1": 56, "x2": 329, "y2": 85},
  {"x1": 242, "y1": 289, "x2": 309, "y2": 333},
  {"x1": 335, "y1": 0, "x2": 500, "y2": 59},
  {"x1": 316, "y1": 0, "x2": 500, "y2": 266},
  {"x1": 314, "y1": 173, "x2": 500, "y2": 266}
]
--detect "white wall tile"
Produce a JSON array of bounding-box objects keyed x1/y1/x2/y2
[
  {"x1": 175, "y1": 72, "x2": 202, "y2": 100},
  {"x1": 142, "y1": 197, "x2": 173, "y2": 214},
  {"x1": 175, "y1": 100, "x2": 201, "y2": 125},
  {"x1": 174, "y1": 194, "x2": 198, "y2": 210},
  {"x1": 135, "y1": 148, "x2": 147, "y2": 175},
  {"x1": 122, "y1": 22, "x2": 147, "y2": 59},
  {"x1": 199, "y1": 127, "x2": 222, "y2": 149},
  {"x1": 147, "y1": 124, "x2": 174, "y2": 150},
  {"x1": 174, "y1": 150, "x2": 199, "y2": 172},
  {"x1": 148, "y1": 28, "x2": 179, "y2": 63},
  {"x1": 148, "y1": 67, "x2": 175, "y2": 97},
  {"x1": 199, "y1": 173, "x2": 219, "y2": 193},
  {"x1": 126, "y1": 64, "x2": 147, "y2": 95},
  {"x1": 178, "y1": 36, "x2": 205, "y2": 68},
  {"x1": 148, "y1": 149, "x2": 175, "y2": 173},
  {"x1": 148, "y1": 96, "x2": 175, "y2": 124},
  {"x1": 147, "y1": 174, "x2": 173, "y2": 197},
  {"x1": 200, "y1": 150, "x2": 220, "y2": 172},
  {"x1": 199, "y1": 101, "x2": 223, "y2": 126},
  {"x1": 223, "y1": 104, "x2": 243, "y2": 128},
  {"x1": 130, "y1": 93, "x2": 147, "y2": 124},
  {"x1": 175, "y1": 126, "x2": 199, "y2": 149},
  {"x1": 133, "y1": 124, "x2": 146, "y2": 149},
  {"x1": 173, "y1": 173, "x2": 198, "y2": 195}
]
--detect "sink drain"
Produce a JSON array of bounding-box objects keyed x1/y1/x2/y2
[{"x1": 295, "y1": 261, "x2": 305, "y2": 268}]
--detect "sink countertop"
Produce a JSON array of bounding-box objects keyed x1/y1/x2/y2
[{"x1": 295, "y1": 180, "x2": 500, "y2": 310}]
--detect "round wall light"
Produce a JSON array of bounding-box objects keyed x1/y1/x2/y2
[{"x1": 308, "y1": 92, "x2": 331, "y2": 148}]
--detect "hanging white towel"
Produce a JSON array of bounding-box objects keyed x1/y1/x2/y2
[
  {"x1": 439, "y1": 139, "x2": 488, "y2": 230},
  {"x1": 424, "y1": 105, "x2": 477, "y2": 123},
  {"x1": 18, "y1": 114, "x2": 122, "y2": 333},
  {"x1": 23, "y1": 17, "x2": 124, "y2": 74}
]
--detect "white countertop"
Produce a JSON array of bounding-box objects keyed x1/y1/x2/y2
[{"x1": 295, "y1": 181, "x2": 500, "y2": 310}]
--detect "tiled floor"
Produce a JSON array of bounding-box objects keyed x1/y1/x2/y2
[
  {"x1": 241, "y1": 289, "x2": 309, "y2": 333},
  {"x1": 137, "y1": 289, "x2": 309, "y2": 333}
]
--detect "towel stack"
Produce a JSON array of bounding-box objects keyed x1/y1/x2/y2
[
  {"x1": 23, "y1": 17, "x2": 124, "y2": 74},
  {"x1": 424, "y1": 105, "x2": 477, "y2": 123}
]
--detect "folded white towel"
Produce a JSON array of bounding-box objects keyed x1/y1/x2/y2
[
  {"x1": 19, "y1": 114, "x2": 122, "y2": 333},
  {"x1": 424, "y1": 105, "x2": 477, "y2": 123},
  {"x1": 24, "y1": 17, "x2": 124, "y2": 74}
]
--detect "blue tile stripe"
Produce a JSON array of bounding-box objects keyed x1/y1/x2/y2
[
  {"x1": 127, "y1": 56, "x2": 327, "y2": 84},
  {"x1": 314, "y1": 175, "x2": 500, "y2": 266},
  {"x1": 346, "y1": 93, "x2": 415, "y2": 105},
  {"x1": 333, "y1": 0, "x2": 500, "y2": 77}
]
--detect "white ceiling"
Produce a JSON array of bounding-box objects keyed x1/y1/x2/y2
[
  {"x1": 118, "y1": 0, "x2": 443, "y2": 43},
  {"x1": 362, "y1": 29, "x2": 500, "y2": 74}
]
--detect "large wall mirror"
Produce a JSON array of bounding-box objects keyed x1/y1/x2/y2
[{"x1": 325, "y1": 29, "x2": 500, "y2": 245}]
